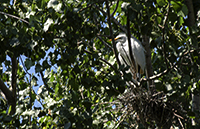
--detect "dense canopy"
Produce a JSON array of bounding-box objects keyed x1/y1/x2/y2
[{"x1": 0, "y1": 0, "x2": 200, "y2": 128}]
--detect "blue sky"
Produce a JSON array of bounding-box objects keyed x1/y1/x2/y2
[{"x1": 2, "y1": 47, "x2": 60, "y2": 109}]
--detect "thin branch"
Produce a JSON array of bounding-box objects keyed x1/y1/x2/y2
[
  {"x1": 94, "y1": 4, "x2": 107, "y2": 16},
  {"x1": 162, "y1": 3, "x2": 170, "y2": 69},
  {"x1": 111, "y1": 17, "x2": 127, "y2": 33},
  {"x1": 94, "y1": 3, "x2": 127, "y2": 33},
  {"x1": 114, "y1": 108, "x2": 129, "y2": 128},
  {"x1": 40, "y1": 71, "x2": 55, "y2": 93},
  {"x1": 141, "y1": 49, "x2": 195, "y2": 82},
  {"x1": 97, "y1": 36, "x2": 113, "y2": 50},
  {"x1": 78, "y1": 3, "x2": 94, "y2": 13},
  {"x1": 10, "y1": 56, "x2": 18, "y2": 115},
  {"x1": 92, "y1": 101, "x2": 121, "y2": 106},
  {"x1": 96, "y1": 34, "x2": 111, "y2": 38},
  {"x1": 173, "y1": 112, "x2": 184, "y2": 119},
  {"x1": 13, "y1": 0, "x2": 16, "y2": 5},
  {"x1": 78, "y1": 0, "x2": 105, "y2": 13},
  {"x1": 32, "y1": 90, "x2": 44, "y2": 108},
  {"x1": 111, "y1": 0, "x2": 119, "y2": 17},
  {"x1": 84, "y1": 48, "x2": 140, "y2": 87},
  {"x1": 0, "y1": 11, "x2": 29, "y2": 24},
  {"x1": 19, "y1": 56, "x2": 31, "y2": 76},
  {"x1": 105, "y1": 1, "x2": 120, "y2": 66},
  {"x1": 178, "y1": 118, "x2": 184, "y2": 128},
  {"x1": 84, "y1": 49, "x2": 119, "y2": 73}
]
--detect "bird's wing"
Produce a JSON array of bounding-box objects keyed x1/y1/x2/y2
[
  {"x1": 118, "y1": 53, "x2": 136, "y2": 78},
  {"x1": 118, "y1": 53, "x2": 126, "y2": 66},
  {"x1": 121, "y1": 43, "x2": 137, "y2": 78},
  {"x1": 118, "y1": 43, "x2": 132, "y2": 67},
  {"x1": 131, "y1": 37, "x2": 146, "y2": 72}
]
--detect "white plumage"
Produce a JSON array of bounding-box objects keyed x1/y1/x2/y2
[
  {"x1": 118, "y1": 53, "x2": 133, "y2": 76},
  {"x1": 115, "y1": 33, "x2": 146, "y2": 80}
]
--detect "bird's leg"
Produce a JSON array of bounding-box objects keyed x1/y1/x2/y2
[{"x1": 137, "y1": 65, "x2": 141, "y2": 82}]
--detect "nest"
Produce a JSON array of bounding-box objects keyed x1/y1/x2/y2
[{"x1": 117, "y1": 85, "x2": 187, "y2": 128}]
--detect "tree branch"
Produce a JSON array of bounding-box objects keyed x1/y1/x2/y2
[
  {"x1": 105, "y1": 1, "x2": 120, "y2": 66},
  {"x1": 141, "y1": 49, "x2": 195, "y2": 82},
  {"x1": 111, "y1": 17, "x2": 127, "y2": 33},
  {"x1": 111, "y1": 0, "x2": 119, "y2": 17},
  {"x1": 78, "y1": 3, "x2": 94, "y2": 13},
  {"x1": 0, "y1": 78, "x2": 14, "y2": 102},
  {"x1": 94, "y1": 3, "x2": 127, "y2": 33},
  {"x1": 162, "y1": 3, "x2": 170, "y2": 69},
  {"x1": 78, "y1": 0, "x2": 105, "y2": 13},
  {"x1": 0, "y1": 11, "x2": 29, "y2": 24},
  {"x1": 184, "y1": 0, "x2": 195, "y2": 27},
  {"x1": 10, "y1": 56, "x2": 18, "y2": 115},
  {"x1": 40, "y1": 71, "x2": 55, "y2": 93},
  {"x1": 97, "y1": 36, "x2": 113, "y2": 50},
  {"x1": 84, "y1": 49, "x2": 119, "y2": 73},
  {"x1": 19, "y1": 56, "x2": 31, "y2": 76}
]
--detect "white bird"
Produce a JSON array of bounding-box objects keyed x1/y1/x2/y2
[{"x1": 114, "y1": 33, "x2": 146, "y2": 82}]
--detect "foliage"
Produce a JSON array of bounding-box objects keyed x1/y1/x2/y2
[{"x1": 0, "y1": 0, "x2": 200, "y2": 128}]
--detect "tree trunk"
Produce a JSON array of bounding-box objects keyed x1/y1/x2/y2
[{"x1": 185, "y1": 0, "x2": 200, "y2": 125}]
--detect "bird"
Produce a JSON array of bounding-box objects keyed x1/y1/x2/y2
[{"x1": 114, "y1": 33, "x2": 147, "y2": 82}]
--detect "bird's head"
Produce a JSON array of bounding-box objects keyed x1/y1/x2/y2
[
  {"x1": 113, "y1": 33, "x2": 127, "y2": 51},
  {"x1": 109, "y1": 33, "x2": 127, "y2": 43},
  {"x1": 114, "y1": 33, "x2": 127, "y2": 44}
]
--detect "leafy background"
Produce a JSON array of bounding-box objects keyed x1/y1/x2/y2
[{"x1": 0, "y1": 0, "x2": 200, "y2": 128}]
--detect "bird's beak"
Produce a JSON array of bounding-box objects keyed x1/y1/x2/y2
[{"x1": 109, "y1": 37, "x2": 119, "y2": 41}]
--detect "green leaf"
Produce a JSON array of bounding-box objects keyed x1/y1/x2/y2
[
  {"x1": 69, "y1": 78, "x2": 79, "y2": 91},
  {"x1": 55, "y1": 83, "x2": 60, "y2": 95},
  {"x1": 168, "y1": 12, "x2": 177, "y2": 23},
  {"x1": 25, "y1": 58, "x2": 34, "y2": 70},
  {"x1": 178, "y1": 4, "x2": 188, "y2": 17},
  {"x1": 179, "y1": 16, "x2": 184, "y2": 26},
  {"x1": 171, "y1": 1, "x2": 182, "y2": 12},
  {"x1": 157, "y1": 16, "x2": 162, "y2": 24},
  {"x1": 42, "y1": 60, "x2": 50, "y2": 69},
  {"x1": 156, "y1": 0, "x2": 168, "y2": 6},
  {"x1": 8, "y1": 105, "x2": 12, "y2": 115},
  {"x1": 35, "y1": 63, "x2": 42, "y2": 73}
]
